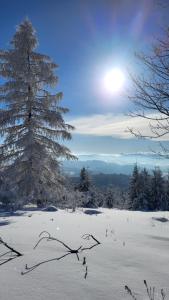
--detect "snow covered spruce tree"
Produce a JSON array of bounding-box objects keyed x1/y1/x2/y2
[
  {"x1": 128, "y1": 165, "x2": 149, "y2": 210},
  {"x1": 104, "y1": 187, "x2": 114, "y2": 208},
  {"x1": 0, "y1": 20, "x2": 75, "y2": 207},
  {"x1": 150, "y1": 168, "x2": 165, "y2": 210},
  {"x1": 139, "y1": 168, "x2": 151, "y2": 211},
  {"x1": 128, "y1": 164, "x2": 141, "y2": 210}
]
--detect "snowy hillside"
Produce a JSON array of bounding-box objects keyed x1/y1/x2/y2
[{"x1": 0, "y1": 209, "x2": 169, "y2": 300}]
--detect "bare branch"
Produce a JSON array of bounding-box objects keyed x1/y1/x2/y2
[
  {"x1": 127, "y1": 27, "x2": 169, "y2": 149},
  {"x1": 0, "y1": 236, "x2": 23, "y2": 266},
  {"x1": 81, "y1": 234, "x2": 101, "y2": 251},
  {"x1": 22, "y1": 231, "x2": 100, "y2": 276}
]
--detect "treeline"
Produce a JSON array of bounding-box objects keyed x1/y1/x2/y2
[
  {"x1": 70, "y1": 173, "x2": 130, "y2": 190},
  {"x1": 128, "y1": 165, "x2": 169, "y2": 211},
  {"x1": 1, "y1": 165, "x2": 169, "y2": 212},
  {"x1": 65, "y1": 167, "x2": 127, "y2": 210},
  {"x1": 68, "y1": 166, "x2": 169, "y2": 211}
]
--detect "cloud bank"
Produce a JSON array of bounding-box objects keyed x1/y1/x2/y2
[{"x1": 69, "y1": 113, "x2": 169, "y2": 140}]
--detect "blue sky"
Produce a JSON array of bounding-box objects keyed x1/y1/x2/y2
[{"x1": 0, "y1": 0, "x2": 169, "y2": 155}]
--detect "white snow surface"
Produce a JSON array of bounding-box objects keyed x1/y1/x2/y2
[{"x1": 0, "y1": 208, "x2": 169, "y2": 300}]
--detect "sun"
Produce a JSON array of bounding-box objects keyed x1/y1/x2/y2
[{"x1": 103, "y1": 68, "x2": 125, "y2": 94}]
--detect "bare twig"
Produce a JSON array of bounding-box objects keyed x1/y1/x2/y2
[
  {"x1": 81, "y1": 234, "x2": 101, "y2": 251},
  {"x1": 0, "y1": 236, "x2": 23, "y2": 266},
  {"x1": 125, "y1": 285, "x2": 137, "y2": 300},
  {"x1": 82, "y1": 257, "x2": 86, "y2": 265},
  {"x1": 84, "y1": 266, "x2": 88, "y2": 279},
  {"x1": 22, "y1": 231, "x2": 100, "y2": 275},
  {"x1": 125, "y1": 280, "x2": 166, "y2": 300}
]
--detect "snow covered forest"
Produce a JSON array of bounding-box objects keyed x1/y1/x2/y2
[
  {"x1": 1, "y1": 12, "x2": 169, "y2": 300},
  {"x1": 0, "y1": 19, "x2": 169, "y2": 213}
]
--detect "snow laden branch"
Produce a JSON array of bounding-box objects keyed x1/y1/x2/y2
[
  {"x1": 0, "y1": 236, "x2": 23, "y2": 266},
  {"x1": 21, "y1": 231, "x2": 100, "y2": 275}
]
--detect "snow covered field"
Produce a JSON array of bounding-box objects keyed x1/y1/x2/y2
[{"x1": 0, "y1": 208, "x2": 169, "y2": 300}]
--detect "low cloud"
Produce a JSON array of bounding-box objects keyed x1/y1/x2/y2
[{"x1": 69, "y1": 113, "x2": 169, "y2": 141}]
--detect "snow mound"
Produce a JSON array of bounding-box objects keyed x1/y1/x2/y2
[
  {"x1": 0, "y1": 220, "x2": 10, "y2": 226},
  {"x1": 42, "y1": 205, "x2": 58, "y2": 212}
]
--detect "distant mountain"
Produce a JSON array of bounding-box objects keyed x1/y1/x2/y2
[
  {"x1": 61, "y1": 153, "x2": 169, "y2": 175},
  {"x1": 62, "y1": 159, "x2": 134, "y2": 175}
]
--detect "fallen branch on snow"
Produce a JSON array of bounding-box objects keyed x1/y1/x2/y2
[
  {"x1": 0, "y1": 236, "x2": 23, "y2": 266},
  {"x1": 21, "y1": 231, "x2": 100, "y2": 275}
]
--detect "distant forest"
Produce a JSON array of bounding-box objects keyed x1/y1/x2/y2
[{"x1": 70, "y1": 173, "x2": 130, "y2": 190}]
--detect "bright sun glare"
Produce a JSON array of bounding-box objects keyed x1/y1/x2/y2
[{"x1": 103, "y1": 68, "x2": 125, "y2": 94}]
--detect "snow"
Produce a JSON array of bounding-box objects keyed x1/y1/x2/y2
[{"x1": 0, "y1": 208, "x2": 169, "y2": 300}]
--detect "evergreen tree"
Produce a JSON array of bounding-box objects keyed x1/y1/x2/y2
[
  {"x1": 139, "y1": 168, "x2": 151, "y2": 211},
  {"x1": 77, "y1": 167, "x2": 100, "y2": 208},
  {"x1": 0, "y1": 20, "x2": 75, "y2": 206},
  {"x1": 85, "y1": 186, "x2": 102, "y2": 208},
  {"x1": 128, "y1": 164, "x2": 141, "y2": 210},
  {"x1": 104, "y1": 187, "x2": 114, "y2": 208},
  {"x1": 78, "y1": 167, "x2": 90, "y2": 192},
  {"x1": 150, "y1": 168, "x2": 165, "y2": 210}
]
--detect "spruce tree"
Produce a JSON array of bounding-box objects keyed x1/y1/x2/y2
[
  {"x1": 105, "y1": 187, "x2": 114, "y2": 208},
  {"x1": 128, "y1": 164, "x2": 141, "y2": 210},
  {"x1": 150, "y1": 168, "x2": 164, "y2": 210},
  {"x1": 139, "y1": 168, "x2": 151, "y2": 211},
  {"x1": 78, "y1": 167, "x2": 90, "y2": 192},
  {"x1": 78, "y1": 167, "x2": 99, "y2": 208},
  {"x1": 0, "y1": 20, "x2": 75, "y2": 206}
]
